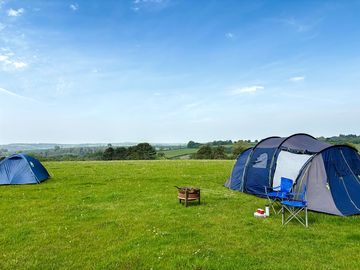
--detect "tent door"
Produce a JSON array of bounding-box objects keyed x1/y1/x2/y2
[{"x1": 273, "y1": 150, "x2": 313, "y2": 189}]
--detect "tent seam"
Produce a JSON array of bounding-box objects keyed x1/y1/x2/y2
[{"x1": 339, "y1": 150, "x2": 360, "y2": 211}]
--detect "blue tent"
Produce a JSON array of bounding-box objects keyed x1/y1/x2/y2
[
  {"x1": 225, "y1": 133, "x2": 360, "y2": 216},
  {"x1": 0, "y1": 154, "x2": 50, "y2": 185}
]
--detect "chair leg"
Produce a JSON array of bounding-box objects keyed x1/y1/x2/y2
[
  {"x1": 305, "y1": 207, "x2": 308, "y2": 227},
  {"x1": 282, "y1": 205, "x2": 284, "y2": 225},
  {"x1": 270, "y1": 199, "x2": 279, "y2": 214},
  {"x1": 288, "y1": 208, "x2": 305, "y2": 226},
  {"x1": 283, "y1": 206, "x2": 307, "y2": 227},
  {"x1": 268, "y1": 197, "x2": 281, "y2": 214},
  {"x1": 276, "y1": 200, "x2": 284, "y2": 215}
]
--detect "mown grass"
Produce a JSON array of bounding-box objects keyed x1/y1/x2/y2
[
  {"x1": 160, "y1": 148, "x2": 198, "y2": 159},
  {"x1": 0, "y1": 160, "x2": 359, "y2": 269}
]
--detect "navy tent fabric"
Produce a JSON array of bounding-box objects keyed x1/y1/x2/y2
[
  {"x1": 225, "y1": 133, "x2": 360, "y2": 216},
  {"x1": 225, "y1": 148, "x2": 252, "y2": 190},
  {"x1": 322, "y1": 147, "x2": 360, "y2": 216},
  {"x1": 0, "y1": 154, "x2": 50, "y2": 185},
  {"x1": 244, "y1": 147, "x2": 280, "y2": 196},
  {"x1": 281, "y1": 134, "x2": 330, "y2": 153}
]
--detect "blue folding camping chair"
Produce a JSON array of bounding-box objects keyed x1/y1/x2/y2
[
  {"x1": 281, "y1": 185, "x2": 308, "y2": 227},
  {"x1": 265, "y1": 177, "x2": 293, "y2": 214}
]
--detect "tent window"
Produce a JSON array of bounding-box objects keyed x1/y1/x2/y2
[{"x1": 253, "y1": 153, "x2": 268, "y2": 168}]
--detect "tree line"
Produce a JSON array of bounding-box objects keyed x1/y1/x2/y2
[
  {"x1": 192, "y1": 140, "x2": 253, "y2": 159},
  {"x1": 21, "y1": 143, "x2": 157, "y2": 161},
  {"x1": 2, "y1": 134, "x2": 358, "y2": 162},
  {"x1": 318, "y1": 134, "x2": 360, "y2": 145},
  {"x1": 102, "y1": 143, "x2": 156, "y2": 160},
  {"x1": 187, "y1": 140, "x2": 234, "y2": 148}
]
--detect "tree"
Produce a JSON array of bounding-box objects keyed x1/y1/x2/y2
[
  {"x1": 187, "y1": 141, "x2": 202, "y2": 148},
  {"x1": 211, "y1": 140, "x2": 233, "y2": 146},
  {"x1": 232, "y1": 141, "x2": 251, "y2": 158},
  {"x1": 134, "y1": 143, "x2": 157, "y2": 160},
  {"x1": 114, "y1": 147, "x2": 127, "y2": 160},
  {"x1": 103, "y1": 146, "x2": 115, "y2": 160},
  {"x1": 0, "y1": 148, "x2": 8, "y2": 157},
  {"x1": 195, "y1": 144, "x2": 213, "y2": 159},
  {"x1": 213, "y1": 146, "x2": 226, "y2": 159},
  {"x1": 126, "y1": 146, "x2": 137, "y2": 160}
]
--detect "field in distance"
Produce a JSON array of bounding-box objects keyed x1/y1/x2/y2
[
  {"x1": 160, "y1": 148, "x2": 198, "y2": 159},
  {"x1": 0, "y1": 160, "x2": 359, "y2": 269}
]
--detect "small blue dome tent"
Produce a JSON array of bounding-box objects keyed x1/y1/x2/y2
[
  {"x1": 225, "y1": 134, "x2": 360, "y2": 216},
  {"x1": 0, "y1": 154, "x2": 50, "y2": 185}
]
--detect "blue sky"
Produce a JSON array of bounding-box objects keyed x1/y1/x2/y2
[{"x1": 0, "y1": 0, "x2": 359, "y2": 144}]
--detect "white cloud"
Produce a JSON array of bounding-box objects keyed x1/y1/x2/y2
[
  {"x1": 0, "y1": 53, "x2": 28, "y2": 70},
  {"x1": 225, "y1": 32, "x2": 235, "y2": 39},
  {"x1": 7, "y1": 8, "x2": 25, "y2": 17},
  {"x1": 230, "y1": 85, "x2": 264, "y2": 95},
  {"x1": 70, "y1": 3, "x2": 79, "y2": 11},
  {"x1": 0, "y1": 54, "x2": 12, "y2": 66},
  {"x1": 13, "y1": 61, "x2": 27, "y2": 69},
  {"x1": 283, "y1": 18, "x2": 308, "y2": 32},
  {"x1": 280, "y1": 17, "x2": 323, "y2": 34},
  {"x1": 0, "y1": 54, "x2": 9, "y2": 62},
  {"x1": 289, "y1": 76, "x2": 305, "y2": 82},
  {"x1": 134, "y1": 0, "x2": 164, "y2": 3},
  {"x1": 132, "y1": 0, "x2": 167, "y2": 11},
  {"x1": 0, "y1": 87, "x2": 31, "y2": 100}
]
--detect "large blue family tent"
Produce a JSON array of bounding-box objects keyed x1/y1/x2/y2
[
  {"x1": 0, "y1": 154, "x2": 50, "y2": 185},
  {"x1": 225, "y1": 133, "x2": 360, "y2": 216}
]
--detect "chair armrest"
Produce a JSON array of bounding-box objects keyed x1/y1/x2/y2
[
  {"x1": 264, "y1": 185, "x2": 280, "y2": 193},
  {"x1": 286, "y1": 192, "x2": 305, "y2": 200},
  {"x1": 266, "y1": 185, "x2": 280, "y2": 190}
]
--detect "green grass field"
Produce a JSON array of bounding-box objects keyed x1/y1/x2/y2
[
  {"x1": 0, "y1": 160, "x2": 359, "y2": 269},
  {"x1": 160, "y1": 148, "x2": 198, "y2": 159}
]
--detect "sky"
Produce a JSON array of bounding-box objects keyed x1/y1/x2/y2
[{"x1": 0, "y1": 0, "x2": 360, "y2": 144}]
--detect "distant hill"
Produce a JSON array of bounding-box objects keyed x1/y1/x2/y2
[
  {"x1": 318, "y1": 134, "x2": 360, "y2": 145},
  {"x1": 1, "y1": 134, "x2": 359, "y2": 160},
  {"x1": 0, "y1": 142, "x2": 186, "y2": 154},
  {"x1": 0, "y1": 143, "x2": 117, "y2": 153}
]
